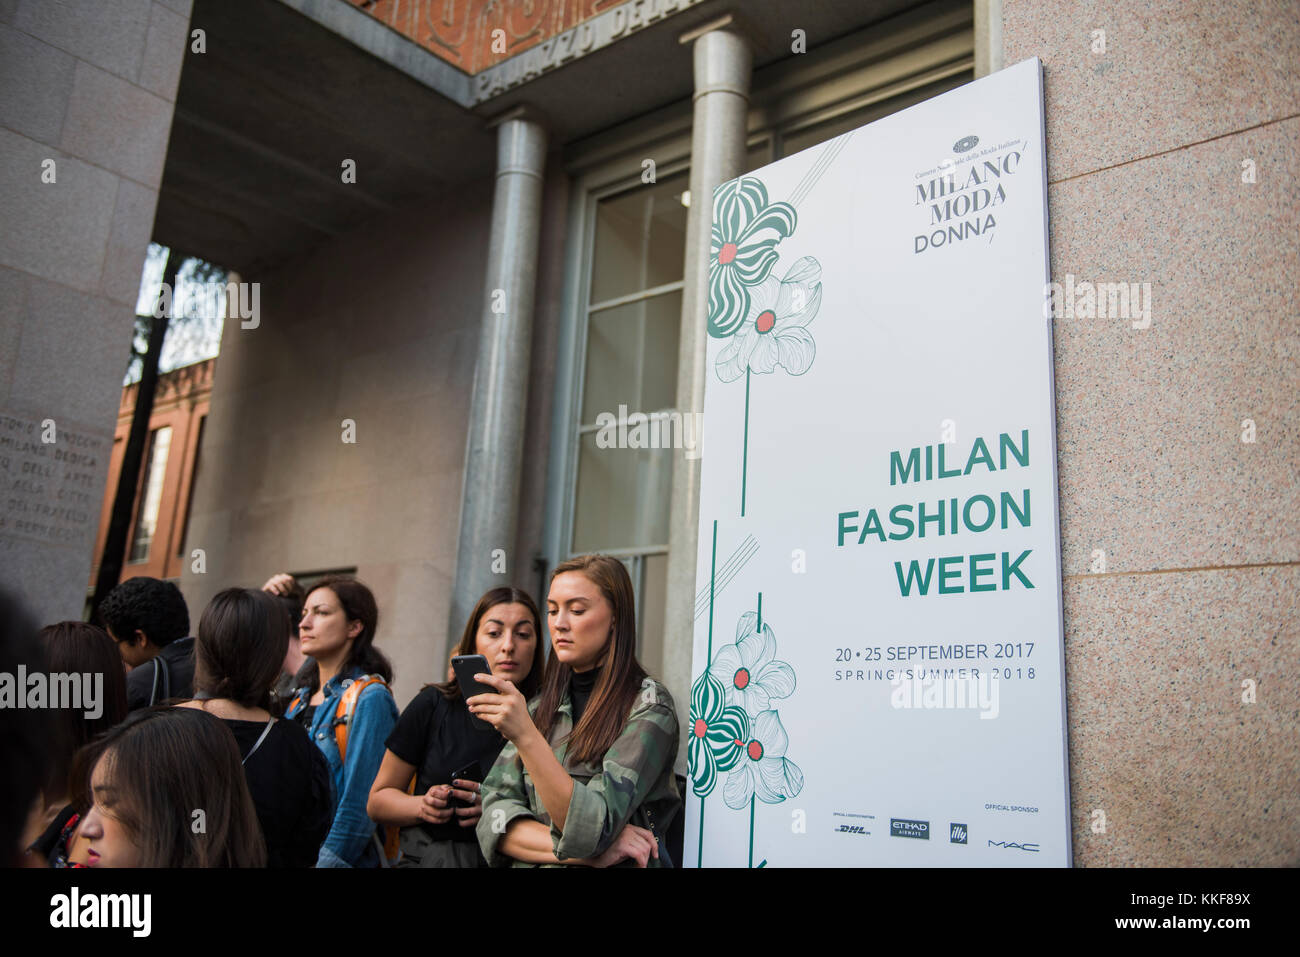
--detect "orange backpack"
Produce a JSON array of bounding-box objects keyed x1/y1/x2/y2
[{"x1": 292, "y1": 674, "x2": 411, "y2": 865}]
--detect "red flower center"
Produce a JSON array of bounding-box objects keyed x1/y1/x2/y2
[
  {"x1": 755, "y1": 310, "x2": 776, "y2": 334},
  {"x1": 733, "y1": 667, "x2": 751, "y2": 690},
  {"x1": 693, "y1": 718, "x2": 707, "y2": 738},
  {"x1": 747, "y1": 740, "x2": 764, "y2": 761},
  {"x1": 718, "y1": 242, "x2": 738, "y2": 265}
]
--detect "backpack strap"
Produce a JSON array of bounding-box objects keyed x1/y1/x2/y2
[
  {"x1": 148, "y1": 656, "x2": 170, "y2": 707},
  {"x1": 241, "y1": 718, "x2": 276, "y2": 766},
  {"x1": 331, "y1": 674, "x2": 388, "y2": 762},
  {"x1": 330, "y1": 674, "x2": 401, "y2": 867}
]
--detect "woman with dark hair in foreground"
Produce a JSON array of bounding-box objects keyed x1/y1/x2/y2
[
  {"x1": 24, "y1": 621, "x2": 128, "y2": 867},
  {"x1": 73, "y1": 706, "x2": 266, "y2": 867},
  {"x1": 178, "y1": 587, "x2": 331, "y2": 867}
]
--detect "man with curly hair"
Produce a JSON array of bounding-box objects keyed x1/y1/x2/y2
[{"x1": 98, "y1": 577, "x2": 194, "y2": 712}]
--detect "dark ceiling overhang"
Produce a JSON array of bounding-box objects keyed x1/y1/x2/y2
[{"x1": 153, "y1": 0, "x2": 923, "y2": 274}]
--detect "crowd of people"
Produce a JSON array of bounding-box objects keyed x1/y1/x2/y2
[{"x1": 2, "y1": 554, "x2": 681, "y2": 868}]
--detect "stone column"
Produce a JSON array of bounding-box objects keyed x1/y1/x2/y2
[
  {"x1": 663, "y1": 20, "x2": 752, "y2": 767},
  {"x1": 447, "y1": 106, "x2": 547, "y2": 655},
  {"x1": 974, "y1": 0, "x2": 1004, "y2": 78}
]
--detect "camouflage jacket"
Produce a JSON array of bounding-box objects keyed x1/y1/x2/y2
[{"x1": 476, "y1": 677, "x2": 680, "y2": 867}]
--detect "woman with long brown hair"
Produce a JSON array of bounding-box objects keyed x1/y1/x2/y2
[
  {"x1": 473, "y1": 555, "x2": 681, "y2": 867},
  {"x1": 367, "y1": 586, "x2": 544, "y2": 867}
]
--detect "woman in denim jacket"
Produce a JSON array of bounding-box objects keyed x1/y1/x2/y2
[{"x1": 285, "y1": 576, "x2": 398, "y2": 868}]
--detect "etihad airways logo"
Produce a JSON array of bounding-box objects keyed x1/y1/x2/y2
[{"x1": 889, "y1": 818, "x2": 929, "y2": 839}]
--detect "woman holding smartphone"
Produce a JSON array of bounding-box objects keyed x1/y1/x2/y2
[
  {"x1": 473, "y1": 554, "x2": 681, "y2": 868},
  {"x1": 367, "y1": 587, "x2": 543, "y2": 867}
]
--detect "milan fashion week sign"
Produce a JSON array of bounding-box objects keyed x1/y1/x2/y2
[{"x1": 684, "y1": 58, "x2": 1071, "y2": 867}]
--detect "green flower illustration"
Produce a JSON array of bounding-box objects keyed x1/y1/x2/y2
[
  {"x1": 693, "y1": 595, "x2": 803, "y2": 866},
  {"x1": 715, "y1": 256, "x2": 821, "y2": 383},
  {"x1": 709, "y1": 176, "x2": 797, "y2": 339},
  {"x1": 723, "y1": 709, "x2": 805, "y2": 810},
  {"x1": 709, "y1": 611, "x2": 796, "y2": 715},
  {"x1": 688, "y1": 671, "x2": 751, "y2": 798}
]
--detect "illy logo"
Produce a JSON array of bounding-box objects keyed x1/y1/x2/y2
[{"x1": 950, "y1": 823, "x2": 967, "y2": 844}]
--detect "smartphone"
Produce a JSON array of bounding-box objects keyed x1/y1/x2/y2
[
  {"x1": 448, "y1": 761, "x2": 483, "y2": 809},
  {"x1": 452, "y1": 654, "x2": 494, "y2": 730},
  {"x1": 452, "y1": 654, "x2": 494, "y2": 698}
]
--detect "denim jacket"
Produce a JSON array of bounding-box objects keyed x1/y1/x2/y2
[{"x1": 286, "y1": 667, "x2": 399, "y2": 868}]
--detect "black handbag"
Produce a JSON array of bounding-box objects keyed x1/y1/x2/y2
[{"x1": 635, "y1": 804, "x2": 673, "y2": 868}]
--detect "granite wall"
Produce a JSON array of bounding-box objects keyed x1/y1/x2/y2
[
  {"x1": 0, "y1": 0, "x2": 191, "y2": 623},
  {"x1": 1002, "y1": 0, "x2": 1299, "y2": 865}
]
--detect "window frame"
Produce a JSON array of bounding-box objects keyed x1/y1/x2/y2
[
  {"x1": 542, "y1": 0, "x2": 975, "y2": 663},
  {"x1": 126, "y1": 424, "x2": 173, "y2": 565},
  {"x1": 553, "y1": 156, "x2": 695, "y2": 646}
]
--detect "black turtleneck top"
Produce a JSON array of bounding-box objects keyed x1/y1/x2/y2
[{"x1": 570, "y1": 667, "x2": 602, "y2": 726}]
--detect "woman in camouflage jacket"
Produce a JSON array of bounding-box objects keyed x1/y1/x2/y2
[{"x1": 472, "y1": 554, "x2": 681, "y2": 867}]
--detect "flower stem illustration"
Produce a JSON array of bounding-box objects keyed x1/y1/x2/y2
[
  {"x1": 689, "y1": 583, "x2": 802, "y2": 867},
  {"x1": 695, "y1": 519, "x2": 718, "y2": 868},
  {"x1": 749, "y1": 795, "x2": 756, "y2": 868},
  {"x1": 741, "y1": 368, "x2": 751, "y2": 516},
  {"x1": 709, "y1": 189, "x2": 823, "y2": 514}
]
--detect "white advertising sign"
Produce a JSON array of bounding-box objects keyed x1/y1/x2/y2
[{"x1": 684, "y1": 58, "x2": 1070, "y2": 867}]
